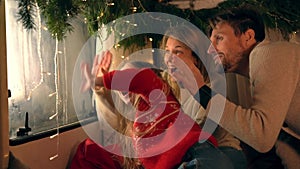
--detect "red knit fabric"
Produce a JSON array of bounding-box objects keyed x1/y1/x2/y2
[
  {"x1": 70, "y1": 138, "x2": 123, "y2": 169},
  {"x1": 103, "y1": 68, "x2": 217, "y2": 169}
]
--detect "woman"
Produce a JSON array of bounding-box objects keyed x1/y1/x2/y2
[{"x1": 162, "y1": 25, "x2": 247, "y2": 169}]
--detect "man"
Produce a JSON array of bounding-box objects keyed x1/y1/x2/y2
[{"x1": 168, "y1": 7, "x2": 300, "y2": 169}]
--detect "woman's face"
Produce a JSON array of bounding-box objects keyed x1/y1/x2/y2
[{"x1": 164, "y1": 37, "x2": 196, "y2": 73}]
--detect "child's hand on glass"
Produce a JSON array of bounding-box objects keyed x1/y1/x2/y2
[{"x1": 80, "y1": 50, "x2": 112, "y2": 92}]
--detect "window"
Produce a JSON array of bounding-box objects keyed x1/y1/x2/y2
[
  {"x1": 6, "y1": 0, "x2": 158, "y2": 144},
  {"x1": 6, "y1": 0, "x2": 93, "y2": 142}
]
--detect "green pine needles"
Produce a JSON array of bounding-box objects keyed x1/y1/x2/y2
[{"x1": 16, "y1": 0, "x2": 300, "y2": 43}]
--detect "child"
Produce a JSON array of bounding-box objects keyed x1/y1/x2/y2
[
  {"x1": 76, "y1": 51, "x2": 233, "y2": 169},
  {"x1": 92, "y1": 60, "x2": 218, "y2": 169}
]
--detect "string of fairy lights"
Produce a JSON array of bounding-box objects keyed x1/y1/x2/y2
[
  {"x1": 25, "y1": 1, "x2": 44, "y2": 102},
  {"x1": 13, "y1": 0, "x2": 63, "y2": 161},
  {"x1": 49, "y1": 36, "x2": 60, "y2": 161}
]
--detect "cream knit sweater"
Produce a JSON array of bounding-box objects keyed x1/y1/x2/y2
[{"x1": 209, "y1": 40, "x2": 300, "y2": 152}]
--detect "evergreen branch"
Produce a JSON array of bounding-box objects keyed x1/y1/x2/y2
[
  {"x1": 17, "y1": 0, "x2": 36, "y2": 30},
  {"x1": 36, "y1": 0, "x2": 81, "y2": 40},
  {"x1": 16, "y1": 0, "x2": 300, "y2": 42}
]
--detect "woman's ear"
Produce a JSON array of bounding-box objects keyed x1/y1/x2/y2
[{"x1": 245, "y1": 29, "x2": 256, "y2": 47}]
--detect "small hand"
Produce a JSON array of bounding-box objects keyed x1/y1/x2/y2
[
  {"x1": 80, "y1": 62, "x2": 93, "y2": 92},
  {"x1": 80, "y1": 50, "x2": 113, "y2": 92},
  {"x1": 93, "y1": 50, "x2": 112, "y2": 77}
]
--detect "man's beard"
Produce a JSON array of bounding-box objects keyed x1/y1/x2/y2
[{"x1": 218, "y1": 51, "x2": 250, "y2": 74}]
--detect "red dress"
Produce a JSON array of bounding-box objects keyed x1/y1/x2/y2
[{"x1": 103, "y1": 68, "x2": 217, "y2": 169}]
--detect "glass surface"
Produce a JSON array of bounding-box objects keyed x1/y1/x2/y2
[{"x1": 6, "y1": 0, "x2": 92, "y2": 139}]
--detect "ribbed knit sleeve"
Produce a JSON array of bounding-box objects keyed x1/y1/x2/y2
[{"x1": 208, "y1": 41, "x2": 300, "y2": 152}]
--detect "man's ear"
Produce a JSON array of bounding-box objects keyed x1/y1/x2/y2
[{"x1": 245, "y1": 29, "x2": 256, "y2": 46}]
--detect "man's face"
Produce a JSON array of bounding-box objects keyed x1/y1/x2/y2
[{"x1": 208, "y1": 22, "x2": 249, "y2": 73}]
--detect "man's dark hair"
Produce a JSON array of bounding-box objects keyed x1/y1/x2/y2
[{"x1": 208, "y1": 6, "x2": 265, "y2": 42}]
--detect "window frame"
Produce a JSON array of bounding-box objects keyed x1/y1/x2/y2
[{"x1": 0, "y1": 0, "x2": 9, "y2": 167}]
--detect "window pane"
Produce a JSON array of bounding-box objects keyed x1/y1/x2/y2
[{"x1": 6, "y1": 0, "x2": 92, "y2": 139}]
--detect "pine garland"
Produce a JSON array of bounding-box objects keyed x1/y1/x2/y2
[
  {"x1": 17, "y1": 0, "x2": 36, "y2": 30},
  {"x1": 16, "y1": 0, "x2": 300, "y2": 44}
]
